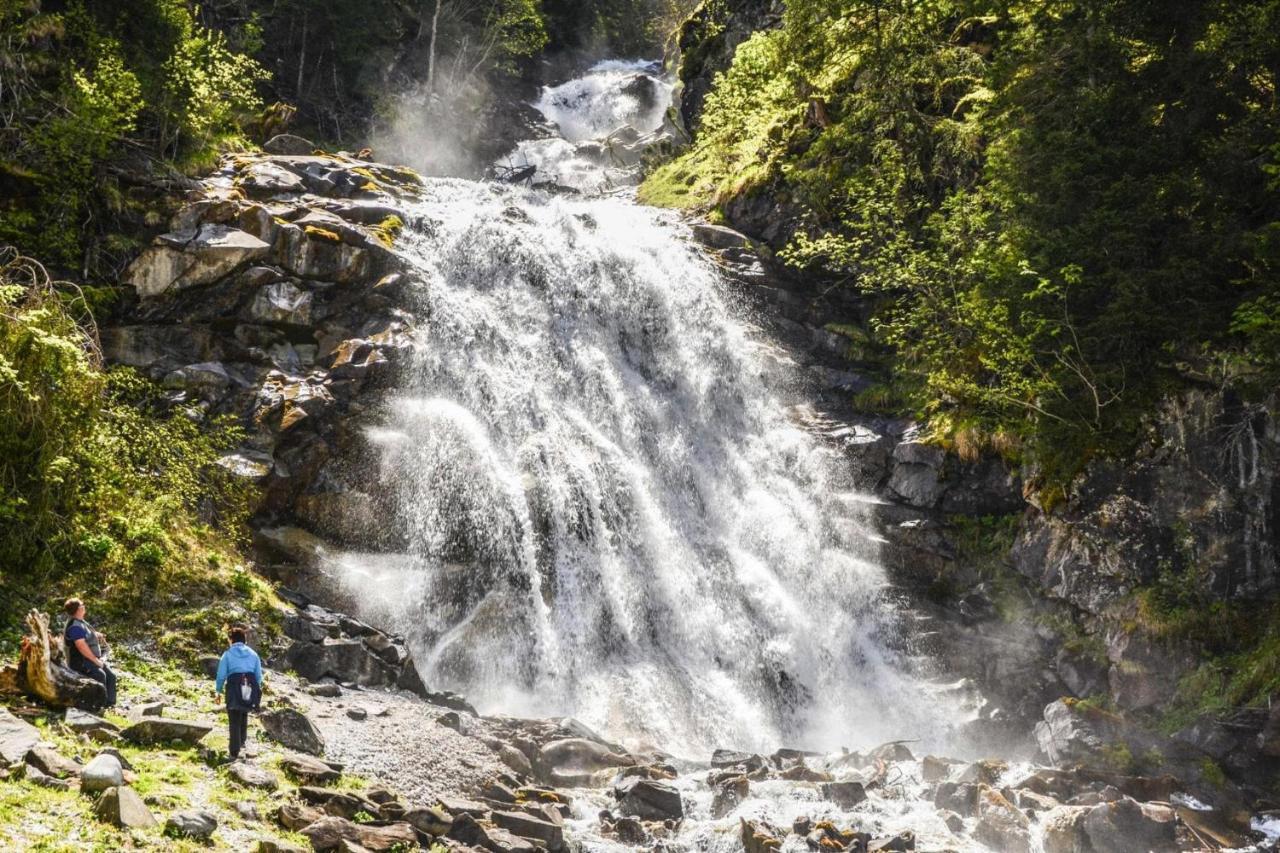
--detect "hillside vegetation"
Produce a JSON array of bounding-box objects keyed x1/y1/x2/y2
[{"x1": 644, "y1": 0, "x2": 1280, "y2": 492}]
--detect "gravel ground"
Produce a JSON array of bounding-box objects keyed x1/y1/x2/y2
[{"x1": 270, "y1": 676, "x2": 507, "y2": 806}]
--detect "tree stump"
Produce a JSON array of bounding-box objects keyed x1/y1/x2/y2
[{"x1": 0, "y1": 610, "x2": 106, "y2": 708}]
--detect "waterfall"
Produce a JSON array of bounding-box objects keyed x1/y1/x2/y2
[{"x1": 332, "y1": 63, "x2": 963, "y2": 759}]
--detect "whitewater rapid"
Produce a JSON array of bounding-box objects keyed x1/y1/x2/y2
[{"x1": 331, "y1": 62, "x2": 965, "y2": 760}]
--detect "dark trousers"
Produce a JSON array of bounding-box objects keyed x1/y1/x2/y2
[
  {"x1": 227, "y1": 709, "x2": 249, "y2": 759},
  {"x1": 75, "y1": 663, "x2": 117, "y2": 708}
]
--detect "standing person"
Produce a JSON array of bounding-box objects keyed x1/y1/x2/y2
[
  {"x1": 63, "y1": 598, "x2": 116, "y2": 708},
  {"x1": 214, "y1": 625, "x2": 262, "y2": 761}
]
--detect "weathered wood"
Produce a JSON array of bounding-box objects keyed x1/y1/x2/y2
[{"x1": 8, "y1": 610, "x2": 105, "y2": 709}]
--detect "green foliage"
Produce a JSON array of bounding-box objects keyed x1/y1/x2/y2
[
  {"x1": 0, "y1": 0, "x2": 266, "y2": 269},
  {"x1": 647, "y1": 0, "x2": 1280, "y2": 490},
  {"x1": 0, "y1": 251, "x2": 255, "y2": 627}
]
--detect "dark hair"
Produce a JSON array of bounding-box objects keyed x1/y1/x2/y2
[
  {"x1": 64, "y1": 598, "x2": 83, "y2": 617},
  {"x1": 228, "y1": 626, "x2": 248, "y2": 644}
]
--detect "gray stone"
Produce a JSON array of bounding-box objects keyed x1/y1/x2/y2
[
  {"x1": 121, "y1": 718, "x2": 213, "y2": 746},
  {"x1": 615, "y1": 777, "x2": 683, "y2": 821},
  {"x1": 25, "y1": 745, "x2": 81, "y2": 779},
  {"x1": 1041, "y1": 806, "x2": 1090, "y2": 853},
  {"x1": 229, "y1": 760, "x2": 280, "y2": 790},
  {"x1": 95, "y1": 786, "x2": 157, "y2": 829},
  {"x1": 139, "y1": 701, "x2": 166, "y2": 717},
  {"x1": 257, "y1": 840, "x2": 308, "y2": 853},
  {"x1": 79, "y1": 753, "x2": 124, "y2": 792},
  {"x1": 281, "y1": 752, "x2": 341, "y2": 784},
  {"x1": 260, "y1": 708, "x2": 325, "y2": 756},
  {"x1": 299, "y1": 816, "x2": 418, "y2": 852},
  {"x1": 1260, "y1": 702, "x2": 1280, "y2": 757},
  {"x1": 1035, "y1": 699, "x2": 1109, "y2": 766},
  {"x1": 240, "y1": 160, "x2": 307, "y2": 193},
  {"x1": 404, "y1": 805, "x2": 453, "y2": 836},
  {"x1": 1082, "y1": 797, "x2": 1176, "y2": 852},
  {"x1": 246, "y1": 280, "x2": 313, "y2": 326},
  {"x1": 973, "y1": 785, "x2": 1031, "y2": 853},
  {"x1": 346, "y1": 706, "x2": 368, "y2": 721},
  {"x1": 539, "y1": 738, "x2": 634, "y2": 779},
  {"x1": 126, "y1": 224, "x2": 271, "y2": 298},
  {"x1": 24, "y1": 764, "x2": 72, "y2": 790},
  {"x1": 165, "y1": 809, "x2": 218, "y2": 840},
  {"x1": 284, "y1": 639, "x2": 396, "y2": 689},
  {"x1": 711, "y1": 775, "x2": 749, "y2": 818},
  {"x1": 262, "y1": 134, "x2": 317, "y2": 156},
  {"x1": 235, "y1": 800, "x2": 263, "y2": 821},
  {"x1": 819, "y1": 780, "x2": 867, "y2": 809},
  {"x1": 163, "y1": 360, "x2": 231, "y2": 391},
  {"x1": 690, "y1": 223, "x2": 751, "y2": 251},
  {"x1": 0, "y1": 708, "x2": 40, "y2": 764},
  {"x1": 64, "y1": 709, "x2": 118, "y2": 737},
  {"x1": 491, "y1": 809, "x2": 565, "y2": 850}
]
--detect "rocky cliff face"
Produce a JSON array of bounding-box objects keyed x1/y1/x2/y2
[
  {"x1": 107, "y1": 152, "x2": 426, "y2": 583},
  {"x1": 672, "y1": 0, "x2": 1279, "y2": 809}
]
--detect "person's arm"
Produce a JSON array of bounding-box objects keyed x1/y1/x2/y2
[
  {"x1": 215, "y1": 653, "x2": 228, "y2": 695},
  {"x1": 254, "y1": 653, "x2": 263, "y2": 688},
  {"x1": 73, "y1": 638, "x2": 102, "y2": 668}
]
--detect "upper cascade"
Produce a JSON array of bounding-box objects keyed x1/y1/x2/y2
[{"x1": 497, "y1": 59, "x2": 674, "y2": 194}]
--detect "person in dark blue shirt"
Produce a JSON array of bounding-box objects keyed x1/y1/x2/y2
[
  {"x1": 63, "y1": 598, "x2": 116, "y2": 708},
  {"x1": 214, "y1": 625, "x2": 263, "y2": 761}
]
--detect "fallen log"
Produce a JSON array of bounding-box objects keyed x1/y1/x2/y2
[{"x1": 0, "y1": 610, "x2": 105, "y2": 709}]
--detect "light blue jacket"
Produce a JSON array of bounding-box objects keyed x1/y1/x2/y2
[{"x1": 215, "y1": 643, "x2": 263, "y2": 695}]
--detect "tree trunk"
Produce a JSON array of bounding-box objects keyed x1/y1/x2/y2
[{"x1": 0, "y1": 610, "x2": 105, "y2": 708}]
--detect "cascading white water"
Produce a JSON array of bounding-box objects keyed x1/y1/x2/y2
[
  {"x1": 499, "y1": 60, "x2": 673, "y2": 193},
  {"x1": 332, "y1": 63, "x2": 965, "y2": 760}
]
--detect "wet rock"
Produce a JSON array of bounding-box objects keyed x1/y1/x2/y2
[
  {"x1": 1082, "y1": 797, "x2": 1176, "y2": 852},
  {"x1": 261, "y1": 708, "x2": 325, "y2": 755},
  {"x1": 25, "y1": 746, "x2": 81, "y2": 779},
  {"x1": 95, "y1": 786, "x2": 157, "y2": 829},
  {"x1": 691, "y1": 223, "x2": 752, "y2": 251},
  {"x1": 921, "y1": 754, "x2": 961, "y2": 782},
  {"x1": 299, "y1": 816, "x2": 419, "y2": 852},
  {"x1": 166, "y1": 809, "x2": 218, "y2": 840},
  {"x1": 0, "y1": 709, "x2": 40, "y2": 764},
  {"x1": 1038, "y1": 806, "x2": 1088, "y2": 853},
  {"x1": 491, "y1": 809, "x2": 565, "y2": 850},
  {"x1": 281, "y1": 753, "x2": 341, "y2": 784},
  {"x1": 778, "y1": 762, "x2": 831, "y2": 782},
  {"x1": 613, "y1": 815, "x2": 647, "y2": 843},
  {"x1": 163, "y1": 360, "x2": 232, "y2": 392},
  {"x1": 711, "y1": 775, "x2": 749, "y2": 818},
  {"x1": 286, "y1": 638, "x2": 398, "y2": 689},
  {"x1": 870, "y1": 741, "x2": 916, "y2": 763},
  {"x1": 741, "y1": 817, "x2": 783, "y2": 853},
  {"x1": 820, "y1": 780, "x2": 867, "y2": 809},
  {"x1": 538, "y1": 737, "x2": 634, "y2": 780},
  {"x1": 973, "y1": 785, "x2": 1031, "y2": 853},
  {"x1": 941, "y1": 810, "x2": 965, "y2": 833},
  {"x1": 614, "y1": 777, "x2": 683, "y2": 821},
  {"x1": 121, "y1": 717, "x2": 213, "y2": 746},
  {"x1": 1035, "y1": 699, "x2": 1109, "y2": 765},
  {"x1": 887, "y1": 440, "x2": 945, "y2": 507},
  {"x1": 229, "y1": 760, "x2": 279, "y2": 790},
  {"x1": 934, "y1": 781, "x2": 979, "y2": 817},
  {"x1": 868, "y1": 830, "x2": 915, "y2": 851},
  {"x1": 79, "y1": 753, "x2": 124, "y2": 792},
  {"x1": 958, "y1": 758, "x2": 1008, "y2": 786}
]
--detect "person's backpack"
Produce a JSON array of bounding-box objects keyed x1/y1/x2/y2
[{"x1": 228, "y1": 671, "x2": 260, "y2": 710}]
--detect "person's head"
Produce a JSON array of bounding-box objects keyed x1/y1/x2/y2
[
  {"x1": 228, "y1": 625, "x2": 247, "y2": 646},
  {"x1": 64, "y1": 598, "x2": 85, "y2": 621}
]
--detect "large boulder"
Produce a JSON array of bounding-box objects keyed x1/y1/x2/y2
[
  {"x1": 0, "y1": 709, "x2": 40, "y2": 764},
  {"x1": 448, "y1": 812, "x2": 539, "y2": 853},
  {"x1": 229, "y1": 760, "x2": 280, "y2": 790},
  {"x1": 284, "y1": 638, "x2": 397, "y2": 687},
  {"x1": 1041, "y1": 806, "x2": 1090, "y2": 853},
  {"x1": 538, "y1": 737, "x2": 634, "y2": 780},
  {"x1": 281, "y1": 753, "x2": 341, "y2": 784},
  {"x1": 126, "y1": 224, "x2": 271, "y2": 298},
  {"x1": 1081, "y1": 797, "x2": 1176, "y2": 852},
  {"x1": 614, "y1": 777, "x2": 683, "y2": 821},
  {"x1": 260, "y1": 708, "x2": 325, "y2": 756},
  {"x1": 1035, "y1": 699, "x2": 1112, "y2": 766},
  {"x1": 25, "y1": 746, "x2": 81, "y2": 779},
  {"x1": 973, "y1": 785, "x2": 1031, "y2": 853},
  {"x1": 95, "y1": 786, "x2": 157, "y2": 829}
]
